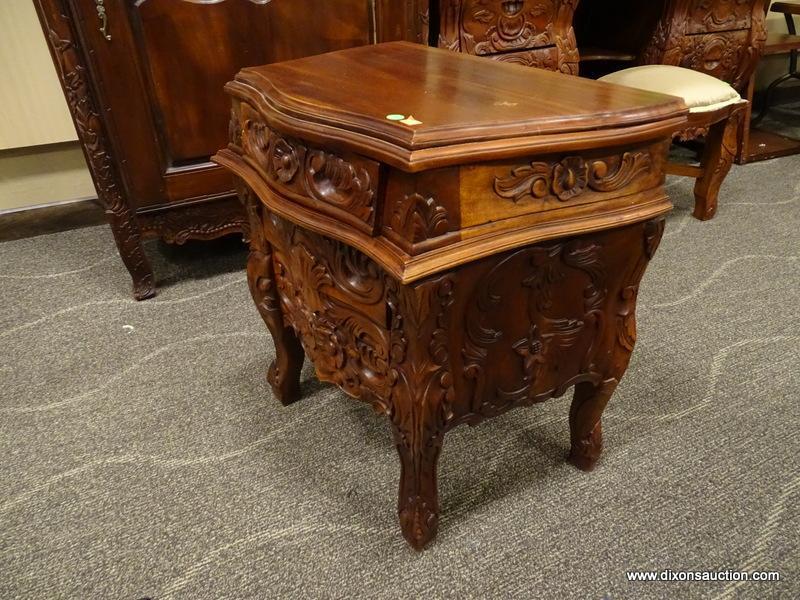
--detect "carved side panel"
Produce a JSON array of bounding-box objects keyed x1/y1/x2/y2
[
  {"x1": 34, "y1": 0, "x2": 155, "y2": 299},
  {"x1": 262, "y1": 210, "x2": 392, "y2": 413},
  {"x1": 452, "y1": 219, "x2": 664, "y2": 427},
  {"x1": 236, "y1": 104, "x2": 379, "y2": 234}
]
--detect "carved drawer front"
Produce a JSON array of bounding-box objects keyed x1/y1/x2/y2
[
  {"x1": 238, "y1": 104, "x2": 380, "y2": 235},
  {"x1": 686, "y1": 0, "x2": 752, "y2": 35},
  {"x1": 679, "y1": 30, "x2": 748, "y2": 83},
  {"x1": 460, "y1": 0, "x2": 559, "y2": 55},
  {"x1": 460, "y1": 144, "x2": 664, "y2": 229}
]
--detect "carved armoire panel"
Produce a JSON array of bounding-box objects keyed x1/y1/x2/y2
[{"x1": 34, "y1": 0, "x2": 426, "y2": 299}]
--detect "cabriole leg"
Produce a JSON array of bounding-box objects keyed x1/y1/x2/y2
[
  {"x1": 246, "y1": 243, "x2": 305, "y2": 406},
  {"x1": 390, "y1": 414, "x2": 444, "y2": 551},
  {"x1": 694, "y1": 112, "x2": 741, "y2": 221},
  {"x1": 568, "y1": 378, "x2": 619, "y2": 471}
]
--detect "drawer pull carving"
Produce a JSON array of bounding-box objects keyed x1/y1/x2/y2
[{"x1": 494, "y1": 152, "x2": 652, "y2": 203}]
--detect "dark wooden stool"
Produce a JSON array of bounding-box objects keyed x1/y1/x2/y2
[{"x1": 214, "y1": 42, "x2": 687, "y2": 550}]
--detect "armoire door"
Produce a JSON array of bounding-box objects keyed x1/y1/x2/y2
[{"x1": 66, "y1": 0, "x2": 390, "y2": 210}]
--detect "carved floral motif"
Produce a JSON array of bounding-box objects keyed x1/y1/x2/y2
[
  {"x1": 239, "y1": 113, "x2": 375, "y2": 227},
  {"x1": 494, "y1": 151, "x2": 652, "y2": 203}
]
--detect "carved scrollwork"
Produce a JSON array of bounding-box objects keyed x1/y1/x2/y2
[
  {"x1": 460, "y1": 239, "x2": 609, "y2": 422},
  {"x1": 389, "y1": 193, "x2": 450, "y2": 245},
  {"x1": 304, "y1": 150, "x2": 374, "y2": 223},
  {"x1": 494, "y1": 151, "x2": 652, "y2": 203},
  {"x1": 462, "y1": 0, "x2": 556, "y2": 55},
  {"x1": 138, "y1": 198, "x2": 248, "y2": 245},
  {"x1": 588, "y1": 152, "x2": 652, "y2": 192},
  {"x1": 271, "y1": 137, "x2": 300, "y2": 183},
  {"x1": 42, "y1": 15, "x2": 154, "y2": 299},
  {"x1": 262, "y1": 211, "x2": 390, "y2": 411},
  {"x1": 237, "y1": 111, "x2": 376, "y2": 228}
]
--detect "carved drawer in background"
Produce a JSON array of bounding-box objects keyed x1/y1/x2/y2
[
  {"x1": 460, "y1": 0, "x2": 559, "y2": 55},
  {"x1": 678, "y1": 30, "x2": 749, "y2": 83},
  {"x1": 686, "y1": 0, "x2": 752, "y2": 35},
  {"x1": 487, "y1": 46, "x2": 561, "y2": 70}
]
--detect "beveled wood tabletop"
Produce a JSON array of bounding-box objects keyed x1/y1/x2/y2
[{"x1": 229, "y1": 42, "x2": 688, "y2": 170}]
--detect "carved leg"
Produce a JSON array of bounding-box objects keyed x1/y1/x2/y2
[
  {"x1": 568, "y1": 378, "x2": 619, "y2": 471},
  {"x1": 246, "y1": 246, "x2": 304, "y2": 406},
  {"x1": 238, "y1": 179, "x2": 305, "y2": 405},
  {"x1": 107, "y1": 211, "x2": 156, "y2": 301},
  {"x1": 390, "y1": 413, "x2": 444, "y2": 551},
  {"x1": 387, "y1": 276, "x2": 455, "y2": 550},
  {"x1": 693, "y1": 111, "x2": 741, "y2": 221}
]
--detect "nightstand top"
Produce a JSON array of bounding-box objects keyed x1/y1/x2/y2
[{"x1": 229, "y1": 42, "x2": 687, "y2": 170}]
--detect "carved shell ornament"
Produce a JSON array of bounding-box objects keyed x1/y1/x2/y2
[{"x1": 552, "y1": 156, "x2": 588, "y2": 201}]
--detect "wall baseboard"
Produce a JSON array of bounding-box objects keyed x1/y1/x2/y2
[{"x1": 0, "y1": 196, "x2": 105, "y2": 242}]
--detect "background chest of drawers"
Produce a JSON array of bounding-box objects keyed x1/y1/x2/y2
[
  {"x1": 436, "y1": 0, "x2": 580, "y2": 74},
  {"x1": 640, "y1": 0, "x2": 768, "y2": 92}
]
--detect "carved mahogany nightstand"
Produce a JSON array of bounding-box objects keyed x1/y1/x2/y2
[{"x1": 214, "y1": 42, "x2": 687, "y2": 550}]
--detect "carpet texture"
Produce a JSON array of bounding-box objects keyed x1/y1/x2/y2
[{"x1": 1, "y1": 157, "x2": 798, "y2": 599}]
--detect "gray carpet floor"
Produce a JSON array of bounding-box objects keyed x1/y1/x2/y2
[{"x1": 1, "y1": 156, "x2": 798, "y2": 600}]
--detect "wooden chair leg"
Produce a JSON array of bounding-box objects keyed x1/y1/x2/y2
[{"x1": 693, "y1": 111, "x2": 742, "y2": 221}]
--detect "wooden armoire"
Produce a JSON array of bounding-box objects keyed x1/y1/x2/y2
[{"x1": 34, "y1": 0, "x2": 429, "y2": 299}]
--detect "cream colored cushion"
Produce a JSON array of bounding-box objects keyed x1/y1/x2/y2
[{"x1": 599, "y1": 65, "x2": 741, "y2": 113}]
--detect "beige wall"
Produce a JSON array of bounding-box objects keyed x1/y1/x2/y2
[
  {"x1": 0, "y1": 0, "x2": 94, "y2": 212},
  {"x1": 0, "y1": 0, "x2": 79, "y2": 149}
]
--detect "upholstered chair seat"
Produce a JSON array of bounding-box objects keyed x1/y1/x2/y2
[
  {"x1": 599, "y1": 65, "x2": 747, "y2": 220},
  {"x1": 600, "y1": 65, "x2": 741, "y2": 113}
]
